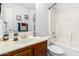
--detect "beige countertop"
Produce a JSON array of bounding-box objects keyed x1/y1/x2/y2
[{"x1": 0, "y1": 36, "x2": 49, "y2": 55}]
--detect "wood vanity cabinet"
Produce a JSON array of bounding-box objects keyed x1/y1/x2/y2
[
  {"x1": 0, "y1": 40, "x2": 47, "y2": 56},
  {"x1": 33, "y1": 41, "x2": 47, "y2": 56}
]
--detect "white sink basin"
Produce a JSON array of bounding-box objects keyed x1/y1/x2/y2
[{"x1": 13, "y1": 38, "x2": 36, "y2": 45}]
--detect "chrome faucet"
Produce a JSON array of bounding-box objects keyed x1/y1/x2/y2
[
  {"x1": 13, "y1": 31, "x2": 18, "y2": 41},
  {"x1": 3, "y1": 33, "x2": 9, "y2": 41}
]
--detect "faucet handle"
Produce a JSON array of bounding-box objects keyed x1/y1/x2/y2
[{"x1": 14, "y1": 33, "x2": 18, "y2": 41}]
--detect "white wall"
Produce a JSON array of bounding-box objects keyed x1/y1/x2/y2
[
  {"x1": 36, "y1": 3, "x2": 49, "y2": 36},
  {"x1": 2, "y1": 3, "x2": 35, "y2": 33},
  {"x1": 56, "y1": 3, "x2": 79, "y2": 49}
]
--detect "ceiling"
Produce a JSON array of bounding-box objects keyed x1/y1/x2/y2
[
  {"x1": 15, "y1": 3, "x2": 35, "y2": 9},
  {"x1": 15, "y1": 3, "x2": 54, "y2": 9}
]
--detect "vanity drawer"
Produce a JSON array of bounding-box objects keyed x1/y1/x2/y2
[
  {"x1": 14, "y1": 46, "x2": 33, "y2": 54},
  {"x1": 14, "y1": 48, "x2": 33, "y2": 56},
  {"x1": 0, "y1": 51, "x2": 15, "y2": 56}
]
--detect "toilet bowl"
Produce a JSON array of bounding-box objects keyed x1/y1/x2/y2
[{"x1": 48, "y1": 45, "x2": 64, "y2": 56}]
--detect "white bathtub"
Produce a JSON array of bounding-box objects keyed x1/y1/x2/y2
[{"x1": 48, "y1": 41, "x2": 79, "y2": 56}]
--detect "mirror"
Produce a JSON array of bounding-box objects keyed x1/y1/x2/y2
[{"x1": 0, "y1": 3, "x2": 35, "y2": 35}]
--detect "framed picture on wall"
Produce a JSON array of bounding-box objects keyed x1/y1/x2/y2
[
  {"x1": 24, "y1": 14, "x2": 29, "y2": 20},
  {"x1": 16, "y1": 15, "x2": 22, "y2": 21},
  {"x1": 18, "y1": 23, "x2": 28, "y2": 32}
]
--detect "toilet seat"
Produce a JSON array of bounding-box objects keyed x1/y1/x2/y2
[{"x1": 48, "y1": 45, "x2": 64, "y2": 54}]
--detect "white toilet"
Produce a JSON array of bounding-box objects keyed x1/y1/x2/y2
[{"x1": 48, "y1": 43, "x2": 64, "y2": 56}]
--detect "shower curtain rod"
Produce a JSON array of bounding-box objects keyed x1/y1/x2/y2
[{"x1": 49, "y1": 3, "x2": 56, "y2": 10}]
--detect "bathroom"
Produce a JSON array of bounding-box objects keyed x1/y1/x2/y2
[{"x1": 0, "y1": 3, "x2": 79, "y2": 56}]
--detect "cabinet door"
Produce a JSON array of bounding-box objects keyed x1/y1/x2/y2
[
  {"x1": 34, "y1": 41, "x2": 47, "y2": 56},
  {"x1": 15, "y1": 49, "x2": 33, "y2": 56}
]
